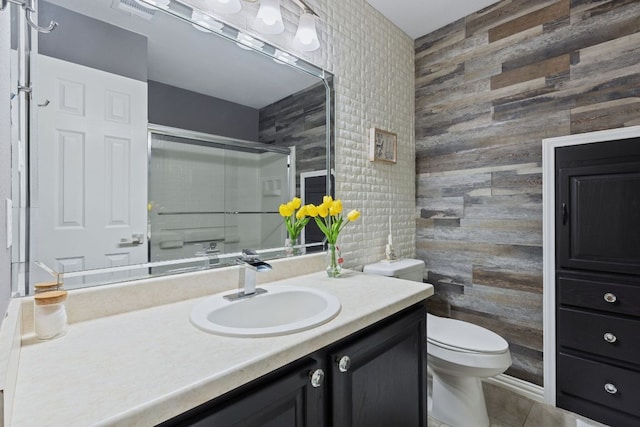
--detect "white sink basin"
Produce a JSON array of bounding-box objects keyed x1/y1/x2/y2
[{"x1": 190, "y1": 285, "x2": 341, "y2": 337}]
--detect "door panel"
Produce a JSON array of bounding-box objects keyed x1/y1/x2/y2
[
  {"x1": 32, "y1": 54, "x2": 148, "y2": 288},
  {"x1": 556, "y1": 139, "x2": 640, "y2": 275}
]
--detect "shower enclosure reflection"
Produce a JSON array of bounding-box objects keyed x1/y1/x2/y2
[{"x1": 148, "y1": 127, "x2": 291, "y2": 273}]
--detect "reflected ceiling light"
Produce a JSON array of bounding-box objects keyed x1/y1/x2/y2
[
  {"x1": 191, "y1": 10, "x2": 224, "y2": 32},
  {"x1": 209, "y1": 0, "x2": 241, "y2": 14},
  {"x1": 293, "y1": 10, "x2": 319, "y2": 52},
  {"x1": 236, "y1": 33, "x2": 265, "y2": 50},
  {"x1": 273, "y1": 49, "x2": 298, "y2": 65},
  {"x1": 134, "y1": 0, "x2": 170, "y2": 9},
  {"x1": 253, "y1": 0, "x2": 284, "y2": 34}
]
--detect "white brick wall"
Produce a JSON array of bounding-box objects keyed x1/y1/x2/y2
[{"x1": 222, "y1": 0, "x2": 416, "y2": 269}]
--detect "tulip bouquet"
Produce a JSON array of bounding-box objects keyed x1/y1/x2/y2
[
  {"x1": 279, "y1": 197, "x2": 310, "y2": 256},
  {"x1": 307, "y1": 196, "x2": 360, "y2": 277}
]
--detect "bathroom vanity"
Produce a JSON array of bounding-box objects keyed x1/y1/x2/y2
[
  {"x1": 163, "y1": 303, "x2": 426, "y2": 426},
  {"x1": 2, "y1": 256, "x2": 433, "y2": 426}
]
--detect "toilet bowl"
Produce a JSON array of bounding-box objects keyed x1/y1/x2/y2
[
  {"x1": 363, "y1": 259, "x2": 512, "y2": 427},
  {"x1": 427, "y1": 313, "x2": 511, "y2": 427}
]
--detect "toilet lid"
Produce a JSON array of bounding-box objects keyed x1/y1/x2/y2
[{"x1": 427, "y1": 314, "x2": 508, "y2": 354}]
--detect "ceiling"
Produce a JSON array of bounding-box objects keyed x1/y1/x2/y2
[{"x1": 365, "y1": 0, "x2": 501, "y2": 39}]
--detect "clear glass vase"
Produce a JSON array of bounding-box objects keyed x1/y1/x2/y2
[
  {"x1": 326, "y1": 243, "x2": 343, "y2": 277},
  {"x1": 285, "y1": 237, "x2": 305, "y2": 257}
]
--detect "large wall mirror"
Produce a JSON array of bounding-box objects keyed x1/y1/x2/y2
[{"x1": 10, "y1": 0, "x2": 333, "y2": 293}]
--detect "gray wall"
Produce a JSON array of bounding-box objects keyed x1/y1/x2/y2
[
  {"x1": 0, "y1": 9, "x2": 12, "y2": 321},
  {"x1": 415, "y1": 0, "x2": 640, "y2": 386},
  {"x1": 148, "y1": 81, "x2": 259, "y2": 141},
  {"x1": 39, "y1": 1, "x2": 147, "y2": 81}
]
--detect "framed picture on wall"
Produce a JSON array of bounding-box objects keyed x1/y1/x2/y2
[{"x1": 369, "y1": 128, "x2": 397, "y2": 164}]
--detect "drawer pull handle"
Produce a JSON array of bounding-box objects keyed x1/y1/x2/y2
[
  {"x1": 309, "y1": 369, "x2": 325, "y2": 388},
  {"x1": 604, "y1": 293, "x2": 617, "y2": 303},
  {"x1": 604, "y1": 383, "x2": 618, "y2": 394},
  {"x1": 337, "y1": 355, "x2": 351, "y2": 373},
  {"x1": 604, "y1": 333, "x2": 617, "y2": 343}
]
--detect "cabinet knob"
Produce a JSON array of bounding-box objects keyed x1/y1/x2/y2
[
  {"x1": 604, "y1": 333, "x2": 617, "y2": 343},
  {"x1": 604, "y1": 383, "x2": 618, "y2": 394},
  {"x1": 604, "y1": 293, "x2": 617, "y2": 303},
  {"x1": 309, "y1": 369, "x2": 325, "y2": 388},
  {"x1": 337, "y1": 355, "x2": 351, "y2": 373}
]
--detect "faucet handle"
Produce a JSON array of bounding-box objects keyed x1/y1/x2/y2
[{"x1": 241, "y1": 249, "x2": 259, "y2": 260}]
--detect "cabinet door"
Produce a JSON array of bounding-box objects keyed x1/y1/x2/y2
[
  {"x1": 329, "y1": 306, "x2": 427, "y2": 427},
  {"x1": 164, "y1": 358, "x2": 325, "y2": 427},
  {"x1": 556, "y1": 138, "x2": 640, "y2": 275}
]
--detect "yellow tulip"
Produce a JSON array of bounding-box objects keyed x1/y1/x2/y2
[
  {"x1": 330, "y1": 200, "x2": 342, "y2": 216},
  {"x1": 347, "y1": 209, "x2": 360, "y2": 222},
  {"x1": 279, "y1": 204, "x2": 293, "y2": 217},
  {"x1": 296, "y1": 205, "x2": 307, "y2": 219},
  {"x1": 323, "y1": 195, "x2": 333, "y2": 205},
  {"x1": 306, "y1": 204, "x2": 318, "y2": 217},
  {"x1": 292, "y1": 197, "x2": 302, "y2": 209},
  {"x1": 317, "y1": 203, "x2": 329, "y2": 218},
  {"x1": 286, "y1": 201, "x2": 295, "y2": 211}
]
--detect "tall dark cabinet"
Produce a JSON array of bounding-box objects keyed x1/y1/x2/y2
[{"x1": 555, "y1": 138, "x2": 640, "y2": 426}]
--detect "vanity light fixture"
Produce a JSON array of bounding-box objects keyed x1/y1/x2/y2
[
  {"x1": 292, "y1": 8, "x2": 319, "y2": 52},
  {"x1": 197, "y1": 0, "x2": 321, "y2": 52},
  {"x1": 191, "y1": 9, "x2": 224, "y2": 32},
  {"x1": 253, "y1": 0, "x2": 284, "y2": 34}
]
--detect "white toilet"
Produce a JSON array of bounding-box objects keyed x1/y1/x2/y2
[{"x1": 363, "y1": 259, "x2": 512, "y2": 427}]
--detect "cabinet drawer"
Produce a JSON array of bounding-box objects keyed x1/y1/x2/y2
[
  {"x1": 557, "y1": 353, "x2": 640, "y2": 418},
  {"x1": 558, "y1": 276, "x2": 640, "y2": 316},
  {"x1": 558, "y1": 308, "x2": 640, "y2": 364}
]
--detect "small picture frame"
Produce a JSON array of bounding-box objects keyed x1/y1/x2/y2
[{"x1": 369, "y1": 128, "x2": 397, "y2": 164}]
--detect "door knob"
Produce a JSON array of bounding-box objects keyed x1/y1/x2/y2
[
  {"x1": 309, "y1": 369, "x2": 324, "y2": 387},
  {"x1": 603, "y1": 333, "x2": 617, "y2": 343},
  {"x1": 120, "y1": 233, "x2": 145, "y2": 246},
  {"x1": 603, "y1": 293, "x2": 617, "y2": 303},
  {"x1": 337, "y1": 355, "x2": 351, "y2": 373},
  {"x1": 604, "y1": 383, "x2": 618, "y2": 394}
]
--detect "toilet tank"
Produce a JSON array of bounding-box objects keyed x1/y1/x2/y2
[{"x1": 363, "y1": 259, "x2": 425, "y2": 282}]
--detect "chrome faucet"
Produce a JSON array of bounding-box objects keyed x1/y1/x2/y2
[{"x1": 224, "y1": 249, "x2": 272, "y2": 301}]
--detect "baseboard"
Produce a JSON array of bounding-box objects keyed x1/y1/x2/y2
[{"x1": 483, "y1": 373, "x2": 545, "y2": 404}]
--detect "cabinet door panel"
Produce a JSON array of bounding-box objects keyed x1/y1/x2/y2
[
  {"x1": 330, "y1": 306, "x2": 427, "y2": 427},
  {"x1": 557, "y1": 353, "x2": 640, "y2": 420},
  {"x1": 558, "y1": 307, "x2": 640, "y2": 364},
  {"x1": 558, "y1": 275, "x2": 640, "y2": 316},
  {"x1": 166, "y1": 358, "x2": 325, "y2": 427},
  {"x1": 556, "y1": 139, "x2": 640, "y2": 275}
]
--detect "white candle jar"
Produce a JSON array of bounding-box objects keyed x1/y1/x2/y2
[{"x1": 34, "y1": 290, "x2": 68, "y2": 340}]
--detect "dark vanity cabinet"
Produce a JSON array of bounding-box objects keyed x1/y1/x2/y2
[
  {"x1": 161, "y1": 304, "x2": 427, "y2": 427},
  {"x1": 555, "y1": 138, "x2": 640, "y2": 426}
]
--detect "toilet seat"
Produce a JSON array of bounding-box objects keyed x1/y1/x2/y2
[{"x1": 427, "y1": 314, "x2": 508, "y2": 354}]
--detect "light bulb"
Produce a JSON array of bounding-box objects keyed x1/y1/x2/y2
[
  {"x1": 293, "y1": 12, "x2": 319, "y2": 52},
  {"x1": 208, "y1": 0, "x2": 241, "y2": 14},
  {"x1": 253, "y1": 0, "x2": 284, "y2": 34}
]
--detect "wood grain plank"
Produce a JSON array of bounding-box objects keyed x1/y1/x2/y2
[
  {"x1": 491, "y1": 54, "x2": 570, "y2": 90},
  {"x1": 489, "y1": 0, "x2": 570, "y2": 42}
]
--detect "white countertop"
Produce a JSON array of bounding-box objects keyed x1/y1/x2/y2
[{"x1": 10, "y1": 270, "x2": 432, "y2": 426}]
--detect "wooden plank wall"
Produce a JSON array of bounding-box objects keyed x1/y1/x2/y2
[
  {"x1": 415, "y1": 0, "x2": 640, "y2": 385},
  {"x1": 258, "y1": 80, "x2": 333, "y2": 195}
]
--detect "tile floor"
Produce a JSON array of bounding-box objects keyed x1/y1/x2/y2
[{"x1": 428, "y1": 383, "x2": 609, "y2": 427}]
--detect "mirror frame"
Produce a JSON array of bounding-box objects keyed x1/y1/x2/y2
[{"x1": 11, "y1": 0, "x2": 334, "y2": 295}]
